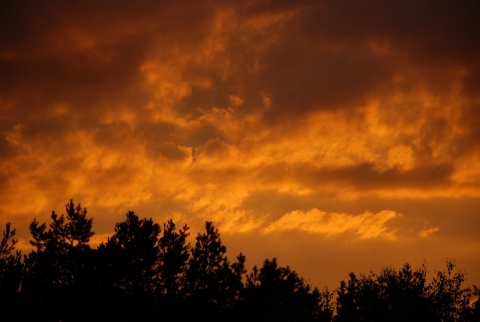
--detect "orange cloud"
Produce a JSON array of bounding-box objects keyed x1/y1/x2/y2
[
  {"x1": 265, "y1": 209, "x2": 399, "y2": 239},
  {"x1": 419, "y1": 227, "x2": 440, "y2": 238},
  {"x1": 1, "y1": 0, "x2": 480, "y2": 290}
]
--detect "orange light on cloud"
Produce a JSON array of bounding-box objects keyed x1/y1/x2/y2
[
  {"x1": 265, "y1": 209, "x2": 399, "y2": 240},
  {"x1": 1, "y1": 0, "x2": 480, "y2": 290}
]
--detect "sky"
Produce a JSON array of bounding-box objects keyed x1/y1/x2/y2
[{"x1": 1, "y1": 0, "x2": 480, "y2": 290}]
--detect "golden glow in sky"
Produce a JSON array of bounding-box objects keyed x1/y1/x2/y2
[{"x1": 1, "y1": 0, "x2": 480, "y2": 289}]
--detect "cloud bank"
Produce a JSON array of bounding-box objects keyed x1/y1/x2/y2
[{"x1": 1, "y1": 0, "x2": 479, "y2": 288}]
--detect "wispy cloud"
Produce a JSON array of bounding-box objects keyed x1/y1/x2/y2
[{"x1": 264, "y1": 209, "x2": 399, "y2": 239}]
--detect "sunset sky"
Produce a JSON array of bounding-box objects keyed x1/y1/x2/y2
[{"x1": 1, "y1": 0, "x2": 479, "y2": 290}]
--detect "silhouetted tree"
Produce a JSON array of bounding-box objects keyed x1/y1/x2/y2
[
  {"x1": 3, "y1": 199, "x2": 479, "y2": 321},
  {"x1": 428, "y1": 259, "x2": 476, "y2": 321},
  {"x1": 28, "y1": 200, "x2": 94, "y2": 252},
  {"x1": 106, "y1": 211, "x2": 160, "y2": 295},
  {"x1": 335, "y1": 273, "x2": 362, "y2": 322},
  {"x1": 472, "y1": 286, "x2": 480, "y2": 321},
  {"x1": 240, "y1": 258, "x2": 332, "y2": 322},
  {"x1": 0, "y1": 223, "x2": 23, "y2": 318},
  {"x1": 335, "y1": 260, "x2": 478, "y2": 322},
  {"x1": 377, "y1": 263, "x2": 431, "y2": 320},
  {"x1": 156, "y1": 219, "x2": 190, "y2": 317},
  {"x1": 184, "y1": 221, "x2": 246, "y2": 321},
  {"x1": 98, "y1": 211, "x2": 160, "y2": 320},
  {"x1": 22, "y1": 200, "x2": 95, "y2": 321}
]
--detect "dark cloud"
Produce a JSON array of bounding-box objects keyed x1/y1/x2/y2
[
  {"x1": 460, "y1": 69, "x2": 480, "y2": 153},
  {"x1": 300, "y1": 0, "x2": 480, "y2": 64},
  {"x1": 155, "y1": 143, "x2": 191, "y2": 163},
  {"x1": 259, "y1": 43, "x2": 392, "y2": 121},
  {"x1": 250, "y1": 0, "x2": 480, "y2": 125},
  {"x1": 322, "y1": 163, "x2": 454, "y2": 189},
  {"x1": 138, "y1": 121, "x2": 182, "y2": 145},
  {"x1": 0, "y1": 0, "x2": 215, "y2": 118},
  {"x1": 0, "y1": 135, "x2": 18, "y2": 159},
  {"x1": 184, "y1": 124, "x2": 225, "y2": 148},
  {"x1": 254, "y1": 162, "x2": 454, "y2": 191},
  {"x1": 176, "y1": 85, "x2": 232, "y2": 118}
]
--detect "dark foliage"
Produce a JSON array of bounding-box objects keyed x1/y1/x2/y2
[
  {"x1": 22, "y1": 200, "x2": 96, "y2": 321},
  {"x1": 238, "y1": 258, "x2": 334, "y2": 322},
  {"x1": 335, "y1": 261, "x2": 480, "y2": 322},
  {"x1": 183, "y1": 221, "x2": 246, "y2": 321},
  {"x1": 96, "y1": 211, "x2": 161, "y2": 321},
  {"x1": 1, "y1": 200, "x2": 479, "y2": 321},
  {"x1": 156, "y1": 220, "x2": 190, "y2": 319},
  {"x1": 0, "y1": 222, "x2": 23, "y2": 319}
]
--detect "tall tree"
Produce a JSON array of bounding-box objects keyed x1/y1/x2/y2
[
  {"x1": 65, "y1": 199, "x2": 94, "y2": 247},
  {"x1": 29, "y1": 199, "x2": 93, "y2": 252},
  {"x1": 0, "y1": 222, "x2": 22, "y2": 291},
  {"x1": 156, "y1": 220, "x2": 190, "y2": 302},
  {"x1": 335, "y1": 273, "x2": 362, "y2": 322},
  {"x1": 104, "y1": 211, "x2": 161, "y2": 296},
  {"x1": 184, "y1": 221, "x2": 246, "y2": 320},
  {"x1": 0, "y1": 223, "x2": 23, "y2": 318},
  {"x1": 22, "y1": 199, "x2": 95, "y2": 321},
  {"x1": 98, "y1": 211, "x2": 161, "y2": 321}
]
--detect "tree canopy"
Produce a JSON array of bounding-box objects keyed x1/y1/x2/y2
[{"x1": 0, "y1": 200, "x2": 478, "y2": 321}]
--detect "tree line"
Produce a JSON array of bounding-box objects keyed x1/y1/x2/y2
[{"x1": 0, "y1": 200, "x2": 479, "y2": 321}]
